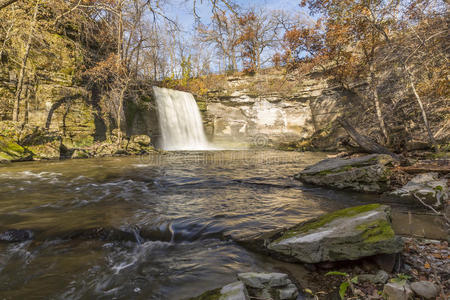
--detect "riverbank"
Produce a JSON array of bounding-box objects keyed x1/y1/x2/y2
[{"x1": 0, "y1": 121, "x2": 155, "y2": 163}]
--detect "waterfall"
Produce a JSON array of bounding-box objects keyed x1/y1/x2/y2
[{"x1": 153, "y1": 86, "x2": 211, "y2": 151}]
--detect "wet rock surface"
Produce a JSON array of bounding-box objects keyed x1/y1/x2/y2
[
  {"x1": 236, "y1": 204, "x2": 403, "y2": 264},
  {"x1": 294, "y1": 154, "x2": 395, "y2": 192},
  {"x1": 0, "y1": 229, "x2": 34, "y2": 242}
]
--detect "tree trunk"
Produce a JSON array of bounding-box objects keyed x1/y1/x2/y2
[
  {"x1": 372, "y1": 23, "x2": 438, "y2": 151},
  {"x1": 24, "y1": 82, "x2": 30, "y2": 124},
  {"x1": 370, "y1": 68, "x2": 389, "y2": 144},
  {"x1": 13, "y1": 0, "x2": 39, "y2": 122},
  {"x1": 116, "y1": 84, "x2": 127, "y2": 145},
  {"x1": 117, "y1": 0, "x2": 123, "y2": 67},
  {"x1": 339, "y1": 118, "x2": 401, "y2": 160},
  {"x1": 405, "y1": 69, "x2": 438, "y2": 151}
]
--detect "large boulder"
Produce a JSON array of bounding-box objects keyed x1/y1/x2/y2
[
  {"x1": 236, "y1": 204, "x2": 403, "y2": 264},
  {"x1": 0, "y1": 136, "x2": 32, "y2": 163},
  {"x1": 294, "y1": 154, "x2": 395, "y2": 192},
  {"x1": 267, "y1": 204, "x2": 403, "y2": 263},
  {"x1": 391, "y1": 173, "x2": 448, "y2": 208}
]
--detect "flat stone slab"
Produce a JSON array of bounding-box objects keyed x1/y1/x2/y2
[
  {"x1": 220, "y1": 281, "x2": 249, "y2": 300},
  {"x1": 267, "y1": 204, "x2": 403, "y2": 263},
  {"x1": 295, "y1": 154, "x2": 395, "y2": 192},
  {"x1": 237, "y1": 272, "x2": 290, "y2": 288}
]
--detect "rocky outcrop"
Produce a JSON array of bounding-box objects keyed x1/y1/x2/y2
[
  {"x1": 236, "y1": 204, "x2": 403, "y2": 264},
  {"x1": 0, "y1": 121, "x2": 154, "y2": 161},
  {"x1": 198, "y1": 71, "x2": 348, "y2": 148},
  {"x1": 294, "y1": 154, "x2": 395, "y2": 192},
  {"x1": 190, "y1": 272, "x2": 298, "y2": 300},
  {"x1": 391, "y1": 173, "x2": 448, "y2": 207}
]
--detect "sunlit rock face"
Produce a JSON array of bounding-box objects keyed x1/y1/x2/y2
[{"x1": 198, "y1": 73, "x2": 347, "y2": 147}]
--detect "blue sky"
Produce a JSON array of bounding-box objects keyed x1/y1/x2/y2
[{"x1": 166, "y1": 0, "x2": 308, "y2": 33}]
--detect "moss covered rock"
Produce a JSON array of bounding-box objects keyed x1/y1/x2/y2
[
  {"x1": 294, "y1": 154, "x2": 395, "y2": 192},
  {"x1": 264, "y1": 204, "x2": 403, "y2": 263},
  {"x1": 0, "y1": 136, "x2": 32, "y2": 162}
]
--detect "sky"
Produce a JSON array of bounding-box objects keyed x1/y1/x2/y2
[
  {"x1": 166, "y1": 0, "x2": 309, "y2": 33},
  {"x1": 158, "y1": 0, "x2": 312, "y2": 73}
]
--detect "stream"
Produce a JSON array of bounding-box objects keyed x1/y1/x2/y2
[{"x1": 0, "y1": 150, "x2": 425, "y2": 299}]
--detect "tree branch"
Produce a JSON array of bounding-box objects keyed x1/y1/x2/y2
[{"x1": 0, "y1": 0, "x2": 18, "y2": 10}]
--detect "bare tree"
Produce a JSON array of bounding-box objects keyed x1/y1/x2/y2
[{"x1": 13, "y1": 0, "x2": 39, "y2": 122}]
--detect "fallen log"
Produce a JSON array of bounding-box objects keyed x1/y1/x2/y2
[
  {"x1": 398, "y1": 165, "x2": 450, "y2": 175},
  {"x1": 339, "y1": 118, "x2": 402, "y2": 161}
]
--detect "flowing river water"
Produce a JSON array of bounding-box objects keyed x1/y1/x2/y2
[{"x1": 0, "y1": 150, "x2": 427, "y2": 299}]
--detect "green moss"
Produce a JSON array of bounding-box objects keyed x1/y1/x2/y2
[
  {"x1": 188, "y1": 288, "x2": 221, "y2": 300},
  {"x1": 434, "y1": 185, "x2": 443, "y2": 192},
  {"x1": 196, "y1": 101, "x2": 207, "y2": 112},
  {"x1": 317, "y1": 165, "x2": 354, "y2": 176},
  {"x1": 357, "y1": 219, "x2": 394, "y2": 243},
  {"x1": 0, "y1": 136, "x2": 31, "y2": 161},
  {"x1": 60, "y1": 67, "x2": 74, "y2": 76},
  {"x1": 274, "y1": 204, "x2": 382, "y2": 242},
  {"x1": 141, "y1": 95, "x2": 153, "y2": 102}
]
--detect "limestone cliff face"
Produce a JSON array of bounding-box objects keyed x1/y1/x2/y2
[{"x1": 196, "y1": 71, "x2": 347, "y2": 148}]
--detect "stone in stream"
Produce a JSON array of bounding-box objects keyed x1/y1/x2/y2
[
  {"x1": 0, "y1": 229, "x2": 34, "y2": 242},
  {"x1": 267, "y1": 204, "x2": 403, "y2": 263},
  {"x1": 391, "y1": 173, "x2": 448, "y2": 208},
  {"x1": 410, "y1": 281, "x2": 440, "y2": 299},
  {"x1": 219, "y1": 281, "x2": 249, "y2": 300},
  {"x1": 237, "y1": 272, "x2": 290, "y2": 288},
  {"x1": 235, "y1": 204, "x2": 403, "y2": 264},
  {"x1": 189, "y1": 272, "x2": 298, "y2": 300},
  {"x1": 294, "y1": 154, "x2": 395, "y2": 192}
]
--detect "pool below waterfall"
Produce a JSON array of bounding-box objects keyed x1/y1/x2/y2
[{"x1": 0, "y1": 150, "x2": 421, "y2": 299}]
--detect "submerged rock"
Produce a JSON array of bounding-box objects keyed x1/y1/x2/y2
[
  {"x1": 0, "y1": 229, "x2": 34, "y2": 242},
  {"x1": 294, "y1": 154, "x2": 395, "y2": 192},
  {"x1": 391, "y1": 173, "x2": 448, "y2": 207}
]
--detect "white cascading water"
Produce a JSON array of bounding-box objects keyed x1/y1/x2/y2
[{"x1": 153, "y1": 86, "x2": 211, "y2": 150}]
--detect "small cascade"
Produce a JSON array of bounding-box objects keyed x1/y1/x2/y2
[{"x1": 153, "y1": 86, "x2": 211, "y2": 150}]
